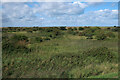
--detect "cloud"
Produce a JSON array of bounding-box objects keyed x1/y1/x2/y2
[
  {"x1": 32, "y1": 2, "x2": 85, "y2": 16},
  {"x1": 2, "y1": 2, "x2": 85, "y2": 27},
  {"x1": 2, "y1": 2, "x2": 85, "y2": 24},
  {"x1": 85, "y1": 0, "x2": 104, "y2": 2},
  {"x1": 75, "y1": 9, "x2": 118, "y2": 26},
  {"x1": 2, "y1": 0, "x2": 119, "y2": 2},
  {"x1": 73, "y1": 1, "x2": 88, "y2": 8},
  {"x1": 2, "y1": 2, "x2": 118, "y2": 27},
  {"x1": 94, "y1": 9, "x2": 118, "y2": 19},
  {"x1": 49, "y1": 9, "x2": 118, "y2": 26}
]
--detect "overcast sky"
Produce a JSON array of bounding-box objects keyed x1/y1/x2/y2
[{"x1": 1, "y1": 1, "x2": 118, "y2": 27}]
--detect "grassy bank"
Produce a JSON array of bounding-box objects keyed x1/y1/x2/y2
[{"x1": 2, "y1": 27, "x2": 118, "y2": 78}]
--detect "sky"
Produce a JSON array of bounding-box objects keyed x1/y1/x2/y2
[
  {"x1": 1, "y1": 0, "x2": 120, "y2": 2},
  {"x1": 1, "y1": 1, "x2": 119, "y2": 27}
]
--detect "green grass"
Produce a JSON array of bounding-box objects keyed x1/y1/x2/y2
[
  {"x1": 2, "y1": 27, "x2": 118, "y2": 78},
  {"x1": 89, "y1": 72, "x2": 118, "y2": 78}
]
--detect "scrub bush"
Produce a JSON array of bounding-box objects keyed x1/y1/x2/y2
[{"x1": 96, "y1": 33, "x2": 107, "y2": 40}]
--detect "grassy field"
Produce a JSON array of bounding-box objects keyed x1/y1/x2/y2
[{"x1": 2, "y1": 27, "x2": 118, "y2": 78}]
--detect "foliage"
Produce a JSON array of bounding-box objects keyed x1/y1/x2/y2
[
  {"x1": 82, "y1": 29, "x2": 94, "y2": 39},
  {"x1": 106, "y1": 32, "x2": 115, "y2": 38},
  {"x1": 60, "y1": 27, "x2": 67, "y2": 30},
  {"x1": 2, "y1": 34, "x2": 30, "y2": 54},
  {"x1": 73, "y1": 27, "x2": 77, "y2": 30},
  {"x1": 83, "y1": 47, "x2": 117, "y2": 62},
  {"x1": 67, "y1": 28, "x2": 73, "y2": 31},
  {"x1": 78, "y1": 32, "x2": 85, "y2": 36},
  {"x1": 35, "y1": 37, "x2": 43, "y2": 42},
  {"x1": 2, "y1": 27, "x2": 118, "y2": 78},
  {"x1": 78, "y1": 27, "x2": 84, "y2": 30},
  {"x1": 43, "y1": 37, "x2": 51, "y2": 41},
  {"x1": 111, "y1": 27, "x2": 119, "y2": 32},
  {"x1": 45, "y1": 28, "x2": 53, "y2": 32},
  {"x1": 11, "y1": 34, "x2": 29, "y2": 42},
  {"x1": 96, "y1": 32, "x2": 107, "y2": 40},
  {"x1": 53, "y1": 29, "x2": 61, "y2": 36}
]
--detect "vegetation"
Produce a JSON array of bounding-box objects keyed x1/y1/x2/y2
[{"x1": 2, "y1": 27, "x2": 118, "y2": 78}]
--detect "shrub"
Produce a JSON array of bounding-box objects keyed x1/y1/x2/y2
[
  {"x1": 11, "y1": 34, "x2": 29, "y2": 42},
  {"x1": 44, "y1": 37, "x2": 50, "y2": 41},
  {"x1": 107, "y1": 27, "x2": 111, "y2": 30},
  {"x1": 88, "y1": 27, "x2": 98, "y2": 33},
  {"x1": 60, "y1": 27, "x2": 66, "y2": 30},
  {"x1": 49, "y1": 34, "x2": 56, "y2": 39},
  {"x1": 53, "y1": 30, "x2": 61, "y2": 36},
  {"x1": 35, "y1": 37, "x2": 43, "y2": 42},
  {"x1": 67, "y1": 31, "x2": 78, "y2": 35},
  {"x1": 27, "y1": 29, "x2": 33, "y2": 33},
  {"x1": 67, "y1": 28, "x2": 78, "y2": 35},
  {"x1": 111, "y1": 28, "x2": 119, "y2": 32},
  {"x1": 83, "y1": 29, "x2": 94, "y2": 38},
  {"x1": 45, "y1": 28, "x2": 53, "y2": 32},
  {"x1": 73, "y1": 27, "x2": 77, "y2": 31},
  {"x1": 106, "y1": 32, "x2": 115, "y2": 38},
  {"x1": 96, "y1": 33, "x2": 107, "y2": 40},
  {"x1": 79, "y1": 27, "x2": 84, "y2": 30},
  {"x1": 2, "y1": 41, "x2": 15, "y2": 53},
  {"x1": 67, "y1": 28, "x2": 73, "y2": 31},
  {"x1": 79, "y1": 32, "x2": 85, "y2": 36},
  {"x1": 27, "y1": 31, "x2": 33, "y2": 33},
  {"x1": 2, "y1": 34, "x2": 30, "y2": 54},
  {"x1": 86, "y1": 36, "x2": 93, "y2": 39}
]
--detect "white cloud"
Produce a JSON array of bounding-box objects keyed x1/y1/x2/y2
[
  {"x1": 2, "y1": 2, "x2": 118, "y2": 27},
  {"x1": 2, "y1": 0, "x2": 119, "y2": 2},
  {"x1": 73, "y1": 1, "x2": 88, "y2": 8},
  {"x1": 29, "y1": 2, "x2": 85, "y2": 16},
  {"x1": 2, "y1": 2, "x2": 85, "y2": 27},
  {"x1": 75, "y1": 9, "x2": 118, "y2": 26},
  {"x1": 85, "y1": 0, "x2": 104, "y2": 2}
]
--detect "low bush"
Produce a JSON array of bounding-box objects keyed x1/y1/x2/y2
[
  {"x1": 45, "y1": 28, "x2": 53, "y2": 32},
  {"x1": 35, "y1": 37, "x2": 43, "y2": 42},
  {"x1": 95, "y1": 33, "x2": 107, "y2": 40},
  {"x1": 2, "y1": 34, "x2": 30, "y2": 54},
  {"x1": 79, "y1": 32, "x2": 85, "y2": 36},
  {"x1": 27, "y1": 31, "x2": 33, "y2": 33},
  {"x1": 53, "y1": 30, "x2": 61, "y2": 36},
  {"x1": 44, "y1": 37, "x2": 51, "y2": 41},
  {"x1": 82, "y1": 29, "x2": 94, "y2": 38},
  {"x1": 86, "y1": 36, "x2": 93, "y2": 39},
  {"x1": 49, "y1": 34, "x2": 56, "y2": 39},
  {"x1": 106, "y1": 32, "x2": 115, "y2": 38},
  {"x1": 67, "y1": 28, "x2": 73, "y2": 31},
  {"x1": 79, "y1": 27, "x2": 84, "y2": 30},
  {"x1": 60, "y1": 27, "x2": 67, "y2": 30},
  {"x1": 111, "y1": 28, "x2": 119, "y2": 32},
  {"x1": 11, "y1": 34, "x2": 29, "y2": 42},
  {"x1": 73, "y1": 27, "x2": 77, "y2": 31}
]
